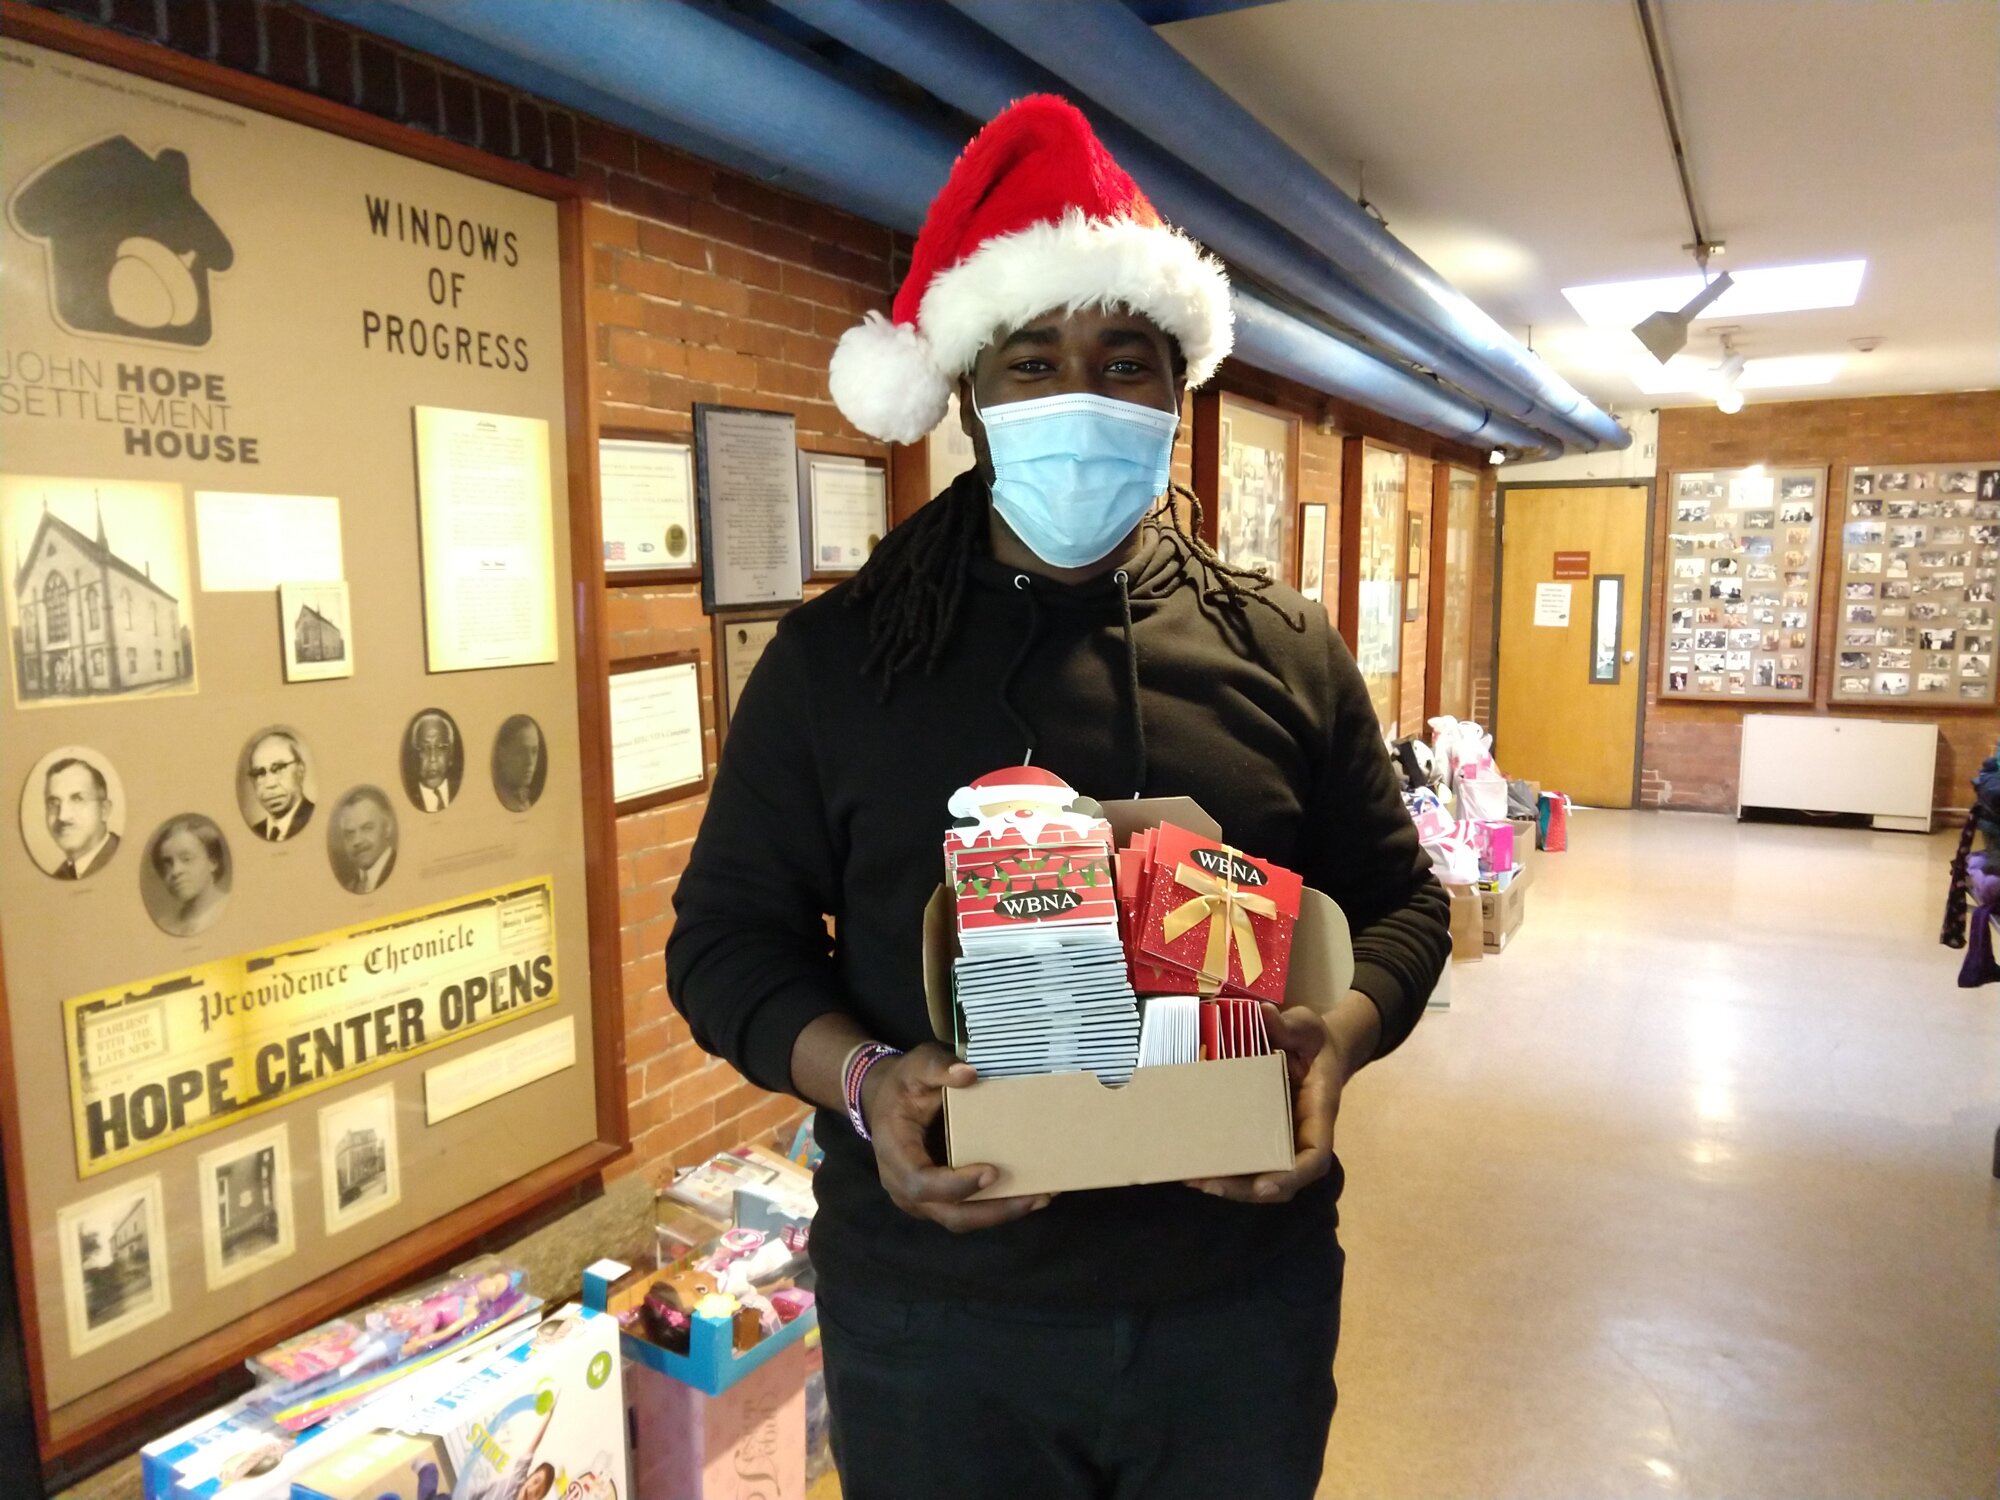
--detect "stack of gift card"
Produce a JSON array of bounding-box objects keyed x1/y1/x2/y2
[
  {"x1": 944, "y1": 767, "x2": 1141, "y2": 1083},
  {"x1": 1122, "y1": 822, "x2": 1303, "y2": 1003}
]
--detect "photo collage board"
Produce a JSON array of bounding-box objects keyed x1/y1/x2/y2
[
  {"x1": 0, "y1": 25, "x2": 617, "y2": 1456},
  {"x1": 1832, "y1": 461, "x2": 2000, "y2": 705},
  {"x1": 1662, "y1": 466, "x2": 1828, "y2": 702}
]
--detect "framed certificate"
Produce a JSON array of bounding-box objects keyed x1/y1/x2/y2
[
  {"x1": 608, "y1": 652, "x2": 707, "y2": 812},
  {"x1": 600, "y1": 431, "x2": 698, "y2": 581},
  {"x1": 801, "y1": 455, "x2": 888, "y2": 577},
  {"x1": 695, "y1": 403, "x2": 804, "y2": 612},
  {"x1": 712, "y1": 612, "x2": 785, "y2": 748}
]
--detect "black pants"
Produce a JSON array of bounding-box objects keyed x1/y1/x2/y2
[{"x1": 818, "y1": 1237, "x2": 1343, "y2": 1500}]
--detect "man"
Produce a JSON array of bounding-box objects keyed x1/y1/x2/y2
[
  {"x1": 493, "y1": 715, "x2": 545, "y2": 812},
  {"x1": 245, "y1": 730, "x2": 313, "y2": 842},
  {"x1": 667, "y1": 97, "x2": 1448, "y2": 1500},
  {"x1": 333, "y1": 788, "x2": 397, "y2": 894},
  {"x1": 43, "y1": 756, "x2": 119, "y2": 879},
  {"x1": 406, "y1": 711, "x2": 459, "y2": 812}
]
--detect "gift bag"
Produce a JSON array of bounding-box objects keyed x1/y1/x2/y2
[
  {"x1": 1457, "y1": 773, "x2": 1509, "y2": 825},
  {"x1": 1537, "y1": 792, "x2": 1569, "y2": 853}
]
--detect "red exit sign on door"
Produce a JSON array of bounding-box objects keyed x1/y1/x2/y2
[{"x1": 1553, "y1": 551, "x2": 1591, "y2": 578}]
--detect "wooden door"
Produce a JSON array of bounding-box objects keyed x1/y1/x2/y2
[{"x1": 1495, "y1": 484, "x2": 1650, "y2": 806}]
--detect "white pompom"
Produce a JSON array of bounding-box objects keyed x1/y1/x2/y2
[{"x1": 828, "y1": 312, "x2": 952, "y2": 445}]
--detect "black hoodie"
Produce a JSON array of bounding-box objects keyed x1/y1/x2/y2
[{"x1": 667, "y1": 481, "x2": 1450, "y2": 1306}]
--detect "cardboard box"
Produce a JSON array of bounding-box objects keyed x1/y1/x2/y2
[
  {"x1": 1442, "y1": 881, "x2": 1483, "y2": 963},
  {"x1": 292, "y1": 1307, "x2": 627, "y2": 1500},
  {"x1": 1480, "y1": 875, "x2": 1528, "y2": 954},
  {"x1": 921, "y1": 797, "x2": 1353, "y2": 1201},
  {"x1": 626, "y1": 1339, "x2": 808, "y2": 1500}
]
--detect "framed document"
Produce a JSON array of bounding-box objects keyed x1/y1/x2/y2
[
  {"x1": 1298, "y1": 503, "x2": 1328, "y2": 604},
  {"x1": 802, "y1": 456, "x2": 888, "y2": 576},
  {"x1": 608, "y1": 652, "x2": 707, "y2": 812},
  {"x1": 695, "y1": 403, "x2": 804, "y2": 612},
  {"x1": 600, "y1": 432, "x2": 697, "y2": 581},
  {"x1": 414, "y1": 405, "x2": 561, "y2": 673},
  {"x1": 713, "y1": 612, "x2": 785, "y2": 747}
]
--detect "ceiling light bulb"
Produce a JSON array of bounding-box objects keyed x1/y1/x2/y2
[
  {"x1": 1489, "y1": 449, "x2": 1506, "y2": 466},
  {"x1": 1716, "y1": 388, "x2": 1745, "y2": 415}
]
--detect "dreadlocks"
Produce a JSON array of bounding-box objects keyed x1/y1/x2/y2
[{"x1": 844, "y1": 470, "x2": 1307, "y2": 695}]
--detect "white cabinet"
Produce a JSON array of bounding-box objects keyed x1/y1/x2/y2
[{"x1": 1737, "y1": 714, "x2": 1938, "y2": 832}]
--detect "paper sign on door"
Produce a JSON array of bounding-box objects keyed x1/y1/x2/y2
[{"x1": 1533, "y1": 582, "x2": 1573, "y2": 627}]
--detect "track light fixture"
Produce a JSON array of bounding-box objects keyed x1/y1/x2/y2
[{"x1": 1632, "y1": 269, "x2": 1734, "y2": 363}]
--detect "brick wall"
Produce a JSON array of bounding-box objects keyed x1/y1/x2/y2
[{"x1": 1647, "y1": 391, "x2": 2000, "y2": 813}]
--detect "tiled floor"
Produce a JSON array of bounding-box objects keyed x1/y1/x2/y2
[{"x1": 1322, "y1": 810, "x2": 2000, "y2": 1498}]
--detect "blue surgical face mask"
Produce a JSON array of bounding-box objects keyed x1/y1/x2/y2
[{"x1": 974, "y1": 389, "x2": 1180, "y2": 569}]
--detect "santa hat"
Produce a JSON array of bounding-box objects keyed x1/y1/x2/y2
[
  {"x1": 948, "y1": 765, "x2": 1079, "y2": 820},
  {"x1": 829, "y1": 95, "x2": 1233, "y2": 445}
]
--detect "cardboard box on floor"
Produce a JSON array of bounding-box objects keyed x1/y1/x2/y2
[
  {"x1": 1480, "y1": 873, "x2": 1527, "y2": 953},
  {"x1": 1442, "y1": 881, "x2": 1483, "y2": 962},
  {"x1": 921, "y1": 796, "x2": 1353, "y2": 1201}
]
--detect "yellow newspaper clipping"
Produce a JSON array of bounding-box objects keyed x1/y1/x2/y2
[{"x1": 65, "y1": 879, "x2": 558, "y2": 1176}]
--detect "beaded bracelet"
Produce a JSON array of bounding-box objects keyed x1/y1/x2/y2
[{"x1": 842, "y1": 1041, "x2": 902, "y2": 1143}]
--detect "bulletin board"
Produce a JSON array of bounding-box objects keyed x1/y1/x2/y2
[
  {"x1": 1659, "y1": 465, "x2": 1827, "y2": 702},
  {"x1": 1830, "y1": 460, "x2": 2000, "y2": 706},
  {"x1": 0, "y1": 12, "x2": 624, "y2": 1462},
  {"x1": 1344, "y1": 440, "x2": 1407, "y2": 734}
]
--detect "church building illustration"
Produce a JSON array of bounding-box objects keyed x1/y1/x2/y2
[{"x1": 12, "y1": 500, "x2": 189, "y2": 700}]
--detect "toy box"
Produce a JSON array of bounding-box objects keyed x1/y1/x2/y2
[{"x1": 290, "y1": 1307, "x2": 626, "y2": 1500}]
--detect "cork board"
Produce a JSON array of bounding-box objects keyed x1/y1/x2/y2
[
  {"x1": 1660, "y1": 465, "x2": 1827, "y2": 702},
  {"x1": 1830, "y1": 460, "x2": 2000, "y2": 705},
  {"x1": 0, "y1": 15, "x2": 623, "y2": 1458}
]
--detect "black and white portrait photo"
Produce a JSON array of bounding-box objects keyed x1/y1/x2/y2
[
  {"x1": 57, "y1": 1175, "x2": 169, "y2": 1356},
  {"x1": 328, "y1": 785, "x2": 397, "y2": 895},
  {"x1": 401, "y1": 707, "x2": 464, "y2": 813},
  {"x1": 2, "y1": 474, "x2": 197, "y2": 709},
  {"x1": 140, "y1": 814, "x2": 231, "y2": 938},
  {"x1": 1980, "y1": 470, "x2": 2000, "y2": 503},
  {"x1": 491, "y1": 714, "x2": 548, "y2": 813},
  {"x1": 19, "y1": 745, "x2": 124, "y2": 880},
  {"x1": 318, "y1": 1083, "x2": 400, "y2": 1234},
  {"x1": 198, "y1": 1123, "x2": 293, "y2": 1289},
  {"x1": 1780, "y1": 477, "x2": 1818, "y2": 502},
  {"x1": 236, "y1": 727, "x2": 317, "y2": 843}
]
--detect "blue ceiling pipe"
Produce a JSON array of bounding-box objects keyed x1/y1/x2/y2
[
  {"x1": 304, "y1": 0, "x2": 957, "y2": 228},
  {"x1": 301, "y1": 0, "x2": 1552, "y2": 454},
  {"x1": 761, "y1": 0, "x2": 1602, "y2": 453},
  {"x1": 948, "y1": 0, "x2": 1630, "y2": 452}
]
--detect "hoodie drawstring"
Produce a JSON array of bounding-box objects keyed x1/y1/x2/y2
[
  {"x1": 998, "y1": 568, "x2": 1150, "y2": 797},
  {"x1": 999, "y1": 573, "x2": 1043, "y2": 764},
  {"x1": 1114, "y1": 569, "x2": 1148, "y2": 799}
]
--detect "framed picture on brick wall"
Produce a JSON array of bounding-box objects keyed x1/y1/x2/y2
[
  {"x1": 1831, "y1": 459, "x2": 2000, "y2": 707},
  {"x1": 1659, "y1": 464, "x2": 1827, "y2": 703},
  {"x1": 600, "y1": 429, "x2": 699, "y2": 583},
  {"x1": 0, "y1": 11, "x2": 627, "y2": 1465}
]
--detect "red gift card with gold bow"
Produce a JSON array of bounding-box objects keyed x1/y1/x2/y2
[{"x1": 1133, "y1": 822, "x2": 1303, "y2": 1004}]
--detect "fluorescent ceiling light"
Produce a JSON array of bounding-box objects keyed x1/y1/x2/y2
[
  {"x1": 1626, "y1": 353, "x2": 1844, "y2": 397},
  {"x1": 1562, "y1": 260, "x2": 1867, "y2": 329}
]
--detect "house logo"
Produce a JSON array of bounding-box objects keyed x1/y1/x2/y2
[{"x1": 9, "y1": 135, "x2": 233, "y2": 347}]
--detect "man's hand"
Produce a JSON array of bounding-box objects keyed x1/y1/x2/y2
[
  {"x1": 862, "y1": 1041, "x2": 1054, "y2": 1233},
  {"x1": 1185, "y1": 997, "x2": 1371, "y2": 1204}
]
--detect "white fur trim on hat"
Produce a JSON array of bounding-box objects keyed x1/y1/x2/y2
[
  {"x1": 920, "y1": 210, "x2": 1233, "y2": 388},
  {"x1": 828, "y1": 312, "x2": 954, "y2": 445}
]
